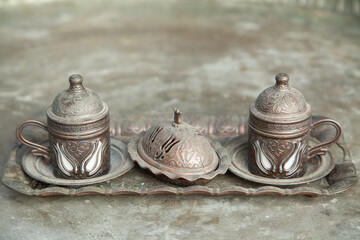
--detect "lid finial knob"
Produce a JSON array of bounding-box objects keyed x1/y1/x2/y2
[
  {"x1": 275, "y1": 73, "x2": 290, "y2": 89},
  {"x1": 69, "y1": 74, "x2": 85, "y2": 91},
  {"x1": 173, "y1": 108, "x2": 182, "y2": 127}
]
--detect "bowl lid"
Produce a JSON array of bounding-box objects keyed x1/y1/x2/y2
[
  {"x1": 47, "y1": 74, "x2": 108, "y2": 124},
  {"x1": 250, "y1": 73, "x2": 311, "y2": 123},
  {"x1": 136, "y1": 109, "x2": 219, "y2": 176}
]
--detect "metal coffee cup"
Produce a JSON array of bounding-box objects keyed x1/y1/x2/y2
[
  {"x1": 248, "y1": 73, "x2": 342, "y2": 179},
  {"x1": 16, "y1": 74, "x2": 110, "y2": 179}
]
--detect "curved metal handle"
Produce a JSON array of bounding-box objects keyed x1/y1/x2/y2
[
  {"x1": 16, "y1": 120, "x2": 51, "y2": 163},
  {"x1": 308, "y1": 119, "x2": 342, "y2": 159}
]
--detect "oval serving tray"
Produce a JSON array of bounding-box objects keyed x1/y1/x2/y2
[{"x1": 2, "y1": 115, "x2": 358, "y2": 196}]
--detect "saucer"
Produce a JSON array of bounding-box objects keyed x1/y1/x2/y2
[
  {"x1": 22, "y1": 137, "x2": 134, "y2": 186},
  {"x1": 225, "y1": 136, "x2": 336, "y2": 186}
]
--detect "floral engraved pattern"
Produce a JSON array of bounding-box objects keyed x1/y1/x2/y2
[
  {"x1": 249, "y1": 115, "x2": 311, "y2": 132},
  {"x1": 142, "y1": 123, "x2": 216, "y2": 170},
  {"x1": 49, "y1": 132, "x2": 110, "y2": 179},
  {"x1": 255, "y1": 87, "x2": 307, "y2": 115},
  {"x1": 52, "y1": 88, "x2": 103, "y2": 116},
  {"x1": 48, "y1": 117, "x2": 109, "y2": 133},
  {"x1": 249, "y1": 133, "x2": 309, "y2": 178},
  {"x1": 110, "y1": 116, "x2": 247, "y2": 137},
  {"x1": 265, "y1": 139, "x2": 293, "y2": 158},
  {"x1": 214, "y1": 116, "x2": 238, "y2": 136},
  {"x1": 64, "y1": 141, "x2": 93, "y2": 164}
]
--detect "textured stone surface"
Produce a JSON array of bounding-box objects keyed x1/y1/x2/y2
[{"x1": 0, "y1": 1, "x2": 359, "y2": 239}]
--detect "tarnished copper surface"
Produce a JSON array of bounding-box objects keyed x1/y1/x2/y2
[
  {"x1": 128, "y1": 109, "x2": 230, "y2": 186},
  {"x1": 16, "y1": 74, "x2": 110, "y2": 179},
  {"x1": 2, "y1": 115, "x2": 358, "y2": 196},
  {"x1": 110, "y1": 115, "x2": 248, "y2": 137},
  {"x1": 248, "y1": 73, "x2": 342, "y2": 179},
  {"x1": 21, "y1": 138, "x2": 134, "y2": 186},
  {"x1": 226, "y1": 136, "x2": 336, "y2": 186}
]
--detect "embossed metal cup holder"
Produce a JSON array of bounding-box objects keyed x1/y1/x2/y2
[
  {"x1": 226, "y1": 136, "x2": 336, "y2": 186},
  {"x1": 128, "y1": 109, "x2": 230, "y2": 186},
  {"x1": 22, "y1": 137, "x2": 135, "y2": 186},
  {"x1": 16, "y1": 74, "x2": 111, "y2": 180},
  {"x1": 248, "y1": 73, "x2": 342, "y2": 179}
]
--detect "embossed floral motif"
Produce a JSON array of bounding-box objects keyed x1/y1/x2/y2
[
  {"x1": 249, "y1": 134, "x2": 309, "y2": 178},
  {"x1": 265, "y1": 139, "x2": 293, "y2": 158},
  {"x1": 52, "y1": 88, "x2": 103, "y2": 116},
  {"x1": 255, "y1": 87, "x2": 307, "y2": 115},
  {"x1": 122, "y1": 120, "x2": 148, "y2": 136},
  {"x1": 110, "y1": 116, "x2": 248, "y2": 137},
  {"x1": 49, "y1": 132, "x2": 110, "y2": 178},
  {"x1": 64, "y1": 141, "x2": 93, "y2": 163},
  {"x1": 142, "y1": 123, "x2": 216, "y2": 170},
  {"x1": 47, "y1": 117, "x2": 109, "y2": 133},
  {"x1": 214, "y1": 116, "x2": 238, "y2": 136},
  {"x1": 249, "y1": 115, "x2": 311, "y2": 132}
]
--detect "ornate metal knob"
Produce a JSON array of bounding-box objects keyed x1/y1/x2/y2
[
  {"x1": 275, "y1": 73, "x2": 290, "y2": 89},
  {"x1": 69, "y1": 74, "x2": 85, "y2": 92}
]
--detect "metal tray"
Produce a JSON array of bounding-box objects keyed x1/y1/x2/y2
[{"x1": 2, "y1": 115, "x2": 358, "y2": 196}]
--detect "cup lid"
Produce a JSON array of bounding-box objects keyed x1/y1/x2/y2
[
  {"x1": 47, "y1": 74, "x2": 108, "y2": 124},
  {"x1": 250, "y1": 73, "x2": 311, "y2": 123}
]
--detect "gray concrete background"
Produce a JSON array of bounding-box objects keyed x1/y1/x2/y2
[{"x1": 0, "y1": 1, "x2": 359, "y2": 239}]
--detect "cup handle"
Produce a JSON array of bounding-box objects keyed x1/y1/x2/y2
[
  {"x1": 16, "y1": 120, "x2": 51, "y2": 163},
  {"x1": 308, "y1": 119, "x2": 342, "y2": 159}
]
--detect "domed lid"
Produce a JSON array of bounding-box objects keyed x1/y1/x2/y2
[
  {"x1": 250, "y1": 73, "x2": 311, "y2": 123},
  {"x1": 47, "y1": 74, "x2": 108, "y2": 124},
  {"x1": 136, "y1": 109, "x2": 219, "y2": 176}
]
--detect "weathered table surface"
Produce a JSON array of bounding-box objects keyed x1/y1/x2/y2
[{"x1": 0, "y1": 1, "x2": 359, "y2": 239}]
